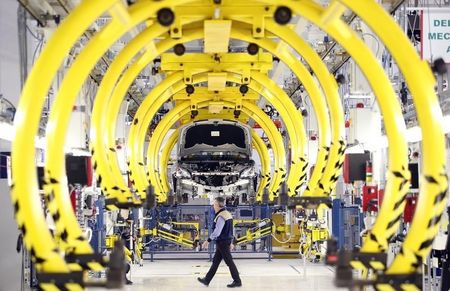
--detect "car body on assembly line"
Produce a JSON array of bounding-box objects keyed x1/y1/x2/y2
[{"x1": 173, "y1": 119, "x2": 257, "y2": 200}]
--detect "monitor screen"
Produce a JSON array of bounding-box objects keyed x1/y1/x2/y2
[
  {"x1": 408, "y1": 163, "x2": 419, "y2": 190},
  {"x1": 65, "y1": 155, "x2": 89, "y2": 185},
  {"x1": 37, "y1": 166, "x2": 45, "y2": 190}
]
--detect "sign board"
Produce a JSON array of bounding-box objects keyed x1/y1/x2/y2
[{"x1": 421, "y1": 8, "x2": 450, "y2": 64}]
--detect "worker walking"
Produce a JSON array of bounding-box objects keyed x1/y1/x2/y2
[{"x1": 198, "y1": 196, "x2": 242, "y2": 288}]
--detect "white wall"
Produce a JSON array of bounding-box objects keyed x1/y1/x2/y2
[
  {"x1": 0, "y1": 141, "x2": 21, "y2": 291},
  {"x1": 0, "y1": 0, "x2": 21, "y2": 107},
  {"x1": 0, "y1": 1, "x2": 25, "y2": 289},
  {"x1": 0, "y1": 180, "x2": 21, "y2": 291}
]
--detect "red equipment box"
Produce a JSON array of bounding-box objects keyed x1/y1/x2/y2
[
  {"x1": 403, "y1": 196, "x2": 418, "y2": 223},
  {"x1": 362, "y1": 185, "x2": 384, "y2": 212}
]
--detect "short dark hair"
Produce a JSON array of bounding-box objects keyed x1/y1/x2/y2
[{"x1": 214, "y1": 196, "x2": 225, "y2": 207}]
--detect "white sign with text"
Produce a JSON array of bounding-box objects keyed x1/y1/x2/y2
[{"x1": 421, "y1": 8, "x2": 450, "y2": 63}]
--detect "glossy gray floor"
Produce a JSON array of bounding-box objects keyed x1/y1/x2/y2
[{"x1": 107, "y1": 259, "x2": 345, "y2": 291}]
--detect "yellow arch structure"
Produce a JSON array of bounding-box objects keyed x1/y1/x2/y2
[
  {"x1": 94, "y1": 26, "x2": 334, "y2": 205},
  {"x1": 261, "y1": 0, "x2": 446, "y2": 288},
  {"x1": 259, "y1": 0, "x2": 410, "y2": 267},
  {"x1": 158, "y1": 127, "x2": 271, "y2": 198},
  {"x1": 10, "y1": 1, "x2": 447, "y2": 290},
  {"x1": 128, "y1": 71, "x2": 301, "y2": 202},
  {"x1": 338, "y1": 0, "x2": 448, "y2": 279},
  {"x1": 230, "y1": 21, "x2": 344, "y2": 202},
  {"x1": 95, "y1": 23, "x2": 343, "y2": 209},
  {"x1": 11, "y1": 1, "x2": 124, "y2": 289},
  {"x1": 143, "y1": 98, "x2": 283, "y2": 199}
]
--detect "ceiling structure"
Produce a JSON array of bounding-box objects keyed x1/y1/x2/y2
[{"x1": 14, "y1": 0, "x2": 450, "y2": 132}]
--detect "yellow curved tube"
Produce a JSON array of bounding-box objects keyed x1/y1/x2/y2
[
  {"x1": 158, "y1": 128, "x2": 270, "y2": 199},
  {"x1": 63, "y1": 1, "x2": 195, "y2": 208},
  {"x1": 243, "y1": 72, "x2": 307, "y2": 197},
  {"x1": 252, "y1": 132, "x2": 271, "y2": 197},
  {"x1": 263, "y1": 0, "x2": 410, "y2": 258},
  {"x1": 227, "y1": 101, "x2": 284, "y2": 200},
  {"x1": 145, "y1": 99, "x2": 284, "y2": 199},
  {"x1": 159, "y1": 128, "x2": 180, "y2": 196},
  {"x1": 129, "y1": 72, "x2": 288, "y2": 201},
  {"x1": 262, "y1": 20, "x2": 346, "y2": 197},
  {"x1": 338, "y1": 0, "x2": 448, "y2": 276},
  {"x1": 128, "y1": 73, "x2": 197, "y2": 201},
  {"x1": 229, "y1": 26, "x2": 331, "y2": 197},
  {"x1": 44, "y1": 0, "x2": 131, "y2": 257},
  {"x1": 11, "y1": 0, "x2": 118, "y2": 277},
  {"x1": 90, "y1": 24, "x2": 169, "y2": 207},
  {"x1": 153, "y1": 102, "x2": 276, "y2": 200},
  {"x1": 97, "y1": 29, "x2": 208, "y2": 206},
  {"x1": 42, "y1": 0, "x2": 192, "y2": 257},
  {"x1": 108, "y1": 30, "x2": 205, "y2": 201}
]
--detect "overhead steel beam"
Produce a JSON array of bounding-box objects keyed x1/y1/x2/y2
[{"x1": 17, "y1": 0, "x2": 47, "y2": 26}]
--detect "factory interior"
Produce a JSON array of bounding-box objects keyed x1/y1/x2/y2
[{"x1": 0, "y1": 0, "x2": 450, "y2": 290}]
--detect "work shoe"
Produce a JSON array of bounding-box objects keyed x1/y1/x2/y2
[
  {"x1": 197, "y1": 277, "x2": 209, "y2": 286},
  {"x1": 125, "y1": 278, "x2": 133, "y2": 285},
  {"x1": 227, "y1": 281, "x2": 242, "y2": 288}
]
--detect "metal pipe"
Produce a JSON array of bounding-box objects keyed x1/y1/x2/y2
[
  {"x1": 16, "y1": 0, "x2": 45, "y2": 27},
  {"x1": 17, "y1": 5, "x2": 28, "y2": 88}
]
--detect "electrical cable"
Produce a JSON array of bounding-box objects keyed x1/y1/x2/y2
[
  {"x1": 31, "y1": 38, "x2": 44, "y2": 66},
  {"x1": 25, "y1": 24, "x2": 41, "y2": 41},
  {"x1": 270, "y1": 221, "x2": 295, "y2": 244},
  {"x1": 362, "y1": 33, "x2": 380, "y2": 57}
]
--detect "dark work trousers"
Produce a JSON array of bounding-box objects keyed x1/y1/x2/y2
[{"x1": 205, "y1": 239, "x2": 241, "y2": 283}]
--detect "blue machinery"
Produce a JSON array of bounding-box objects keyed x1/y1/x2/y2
[
  {"x1": 89, "y1": 196, "x2": 105, "y2": 253},
  {"x1": 331, "y1": 199, "x2": 363, "y2": 250},
  {"x1": 141, "y1": 204, "x2": 273, "y2": 262},
  {"x1": 91, "y1": 197, "x2": 369, "y2": 263}
]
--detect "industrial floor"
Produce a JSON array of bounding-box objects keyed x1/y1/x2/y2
[{"x1": 113, "y1": 259, "x2": 344, "y2": 291}]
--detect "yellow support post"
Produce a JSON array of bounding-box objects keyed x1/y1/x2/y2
[
  {"x1": 158, "y1": 127, "x2": 270, "y2": 200},
  {"x1": 260, "y1": 0, "x2": 410, "y2": 265},
  {"x1": 97, "y1": 27, "x2": 319, "y2": 206},
  {"x1": 44, "y1": 0, "x2": 130, "y2": 265},
  {"x1": 11, "y1": 0, "x2": 119, "y2": 287},
  {"x1": 252, "y1": 132, "x2": 271, "y2": 197},
  {"x1": 338, "y1": 0, "x2": 448, "y2": 278},
  {"x1": 229, "y1": 26, "x2": 331, "y2": 198},
  {"x1": 140, "y1": 95, "x2": 285, "y2": 200}
]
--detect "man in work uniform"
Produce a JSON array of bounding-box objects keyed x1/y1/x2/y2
[{"x1": 198, "y1": 196, "x2": 242, "y2": 288}]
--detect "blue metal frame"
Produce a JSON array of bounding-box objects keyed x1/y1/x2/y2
[
  {"x1": 90, "y1": 195, "x2": 105, "y2": 253},
  {"x1": 144, "y1": 204, "x2": 273, "y2": 261},
  {"x1": 332, "y1": 199, "x2": 362, "y2": 250}
]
